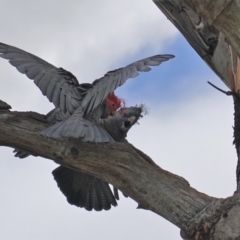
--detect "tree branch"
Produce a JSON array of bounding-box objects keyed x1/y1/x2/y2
[
  {"x1": 3, "y1": 100, "x2": 240, "y2": 239},
  {"x1": 0, "y1": 102, "x2": 213, "y2": 228}
]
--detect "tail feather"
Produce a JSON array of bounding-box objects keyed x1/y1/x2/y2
[
  {"x1": 98, "y1": 179, "x2": 116, "y2": 210},
  {"x1": 13, "y1": 148, "x2": 39, "y2": 159},
  {"x1": 113, "y1": 187, "x2": 120, "y2": 200},
  {"x1": 90, "y1": 182, "x2": 100, "y2": 211},
  {"x1": 52, "y1": 166, "x2": 117, "y2": 211}
]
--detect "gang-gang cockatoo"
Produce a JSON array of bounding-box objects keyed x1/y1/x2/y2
[{"x1": 0, "y1": 42, "x2": 174, "y2": 211}]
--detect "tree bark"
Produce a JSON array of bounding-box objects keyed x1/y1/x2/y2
[
  {"x1": 181, "y1": 0, "x2": 240, "y2": 60},
  {"x1": 0, "y1": 108, "x2": 212, "y2": 227}
]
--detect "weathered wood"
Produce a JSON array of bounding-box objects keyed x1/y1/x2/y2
[
  {"x1": 182, "y1": 0, "x2": 240, "y2": 59},
  {"x1": 0, "y1": 109, "x2": 213, "y2": 228},
  {"x1": 181, "y1": 193, "x2": 240, "y2": 240},
  {"x1": 3, "y1": 103, "x2": 240, "y2": 239}
]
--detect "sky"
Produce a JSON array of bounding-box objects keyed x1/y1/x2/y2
[{"x1": 0, "y1": 1, "x2": 237, "y2": 240}]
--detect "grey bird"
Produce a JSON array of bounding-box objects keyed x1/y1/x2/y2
[
  {"x1": 0, "y1": 42, "x2": 174, "y2": 142},
  {"x1": 13, "y1": 105, "x2": 144, "y2": 211},
  {"x1": 0, "y1": 42, "x2": 174, "y2": 210}
]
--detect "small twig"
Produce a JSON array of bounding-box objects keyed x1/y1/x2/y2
[{"x1": 207, "y1": 81, "x2": 234, "y2": 96}]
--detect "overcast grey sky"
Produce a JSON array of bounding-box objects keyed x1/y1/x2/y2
[{"x1": 0, "y1": 1, "x2": 236, "y2": 240}]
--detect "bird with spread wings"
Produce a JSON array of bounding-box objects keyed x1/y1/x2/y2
[{"x1": 0, "y1": 42, "x2": 174, "y2": 211}]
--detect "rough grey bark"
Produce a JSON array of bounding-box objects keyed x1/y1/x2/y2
[
  {"x1": 0, "y1": 107, "x2": 212, "y2": 227},
  {"x1": 180, "y1": 0, "x2": 240, "y2": 59}
]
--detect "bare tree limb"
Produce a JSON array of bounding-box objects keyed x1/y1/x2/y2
[
  {"x1": 0, "y1": 103, "x2": 213, "y2": 228},
  {"x1": 2, "y1": 100, "x2": 240, "y2": 239},
  {"x1": 2, "y1": 99, "x2": 240, "y2": 239}
]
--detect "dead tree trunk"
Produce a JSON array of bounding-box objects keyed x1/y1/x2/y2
[{"x1": 153, "y1": 0, "x2": 240, "y2": 239}]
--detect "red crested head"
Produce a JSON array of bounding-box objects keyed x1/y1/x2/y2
[{"x1": 106, "y1": 92, "x2": 125, "y2": 113}]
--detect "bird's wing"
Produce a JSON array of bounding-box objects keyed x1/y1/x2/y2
[
  {"x1": 41, "y1": 116, "x2": 114, "y2": 142},
  {"x1": 41, "y1": 102, "x2": 114, "y2": 142},
  {"x1": 13, "y1": 148, "x2": 30, "y2": 158},
  {"x1": 52, "y1": 166, "x2": 117, "y2": 211},
  {"x1": 0, "y1": 42, "x2": 86, "y2": 114},
  {"x1": 81, "y1": 54, "x2": 175, "y2": 115}
]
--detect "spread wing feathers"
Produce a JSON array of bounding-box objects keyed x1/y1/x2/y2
[
  {"x1": 13, "y1": 148, "x2": 30, "y2": 159},
  {"x1": 46, "y1": 107, "x2": 71, "y2": 122},
  {"x1": 113, "y1": 187, "x2": 120, "y2": 200},
  {"x1": 40, "y1": 115, "x2": 114, "y2": 143},
  {"x1": 81, "y1": 54, "x2": 175, "y2": 115},
  {"x1": 113, "y1": 186, "x2": 128, "y2": 200},
  {"x1": 52, "y1": 166, "x2": 117, "y2": 211},
  {"x1": 0, "y1": 42, "x2": 84, "y2": 114}
]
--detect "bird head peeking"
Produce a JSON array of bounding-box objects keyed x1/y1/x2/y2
[{"x1": 101, "y1": 105, "x2": 146, "y2": 142}]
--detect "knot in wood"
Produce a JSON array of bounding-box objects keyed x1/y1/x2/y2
[{"x1": 71, "y1": 147, "x2": 79, "y2": 158}]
